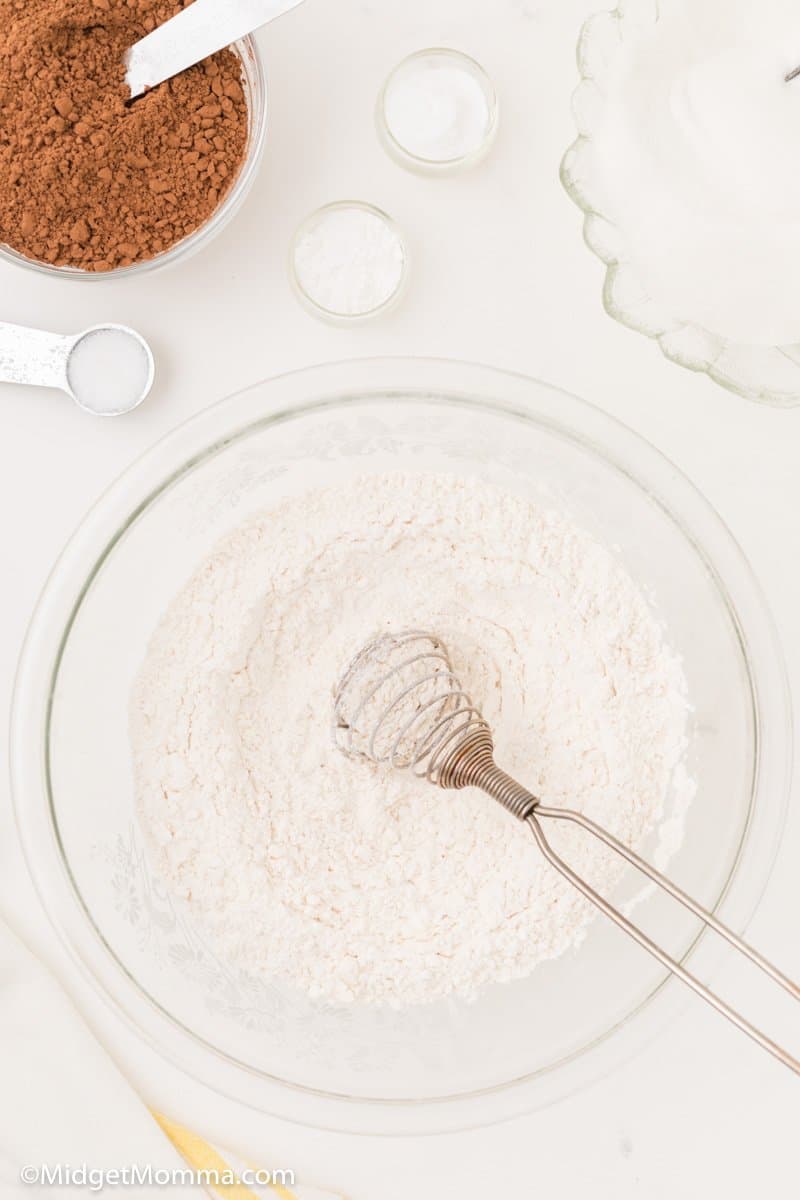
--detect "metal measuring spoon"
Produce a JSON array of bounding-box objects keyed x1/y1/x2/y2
[
  {"x1": 0, "y1": 322, "x2": 154, "y2": 416},
  {"x1": 125, "y1": 0, "x2": 305, "y2": 99}
]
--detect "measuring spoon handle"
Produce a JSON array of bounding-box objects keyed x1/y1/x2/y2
[
  {"x1": 125, "y1": 0, "x2": 305, "y2": 98},
  {"x1": 0, "y1": 322, "x2": 74, "y2": 391}
]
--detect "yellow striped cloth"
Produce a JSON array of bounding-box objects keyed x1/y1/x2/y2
[
  {"x1": 0, "y1": 914, "x2": 345, "y2": 1198},
  {"x1": 154, "y1": 1114, "x2": 343, "y2": 1200}
]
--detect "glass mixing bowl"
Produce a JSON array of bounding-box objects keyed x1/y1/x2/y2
[
  {"x1": 0, "y1": 38, "x2": 267, "y2": 282},
  {"x1": 11, "y1": 360, "x2": 791, "y2": 1134}
]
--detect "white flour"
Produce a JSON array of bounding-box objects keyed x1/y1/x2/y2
[{"x1": 130, "y1": 473, "x2": 692, "y2": 1007}]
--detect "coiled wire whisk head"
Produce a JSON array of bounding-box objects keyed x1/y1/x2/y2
[
  {"x1": 332, "y1": 630, "x2": 490, "y2": 785},
  {"x1": 332, "y1": 629, "x2": 523, "y2": 800}
]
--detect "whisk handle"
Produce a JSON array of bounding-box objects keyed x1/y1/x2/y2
[
  {"x1": 536, "y1": 805, "x2": 800, "y2": 1002},
  {"x1": 525, "y1": 810, "x2": 800, "y2": 1076},
  {"x1": 435, "y1": 728, "x2": 539, "y2": 820}
]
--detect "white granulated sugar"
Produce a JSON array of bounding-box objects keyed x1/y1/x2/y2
[
  {"x1": 384, "y1": 58, "x2": 492, "y2": 162},
  {"x1": 293, "y1": 206, "x2": 405, "y2": 317},
  {"x1": 130, "y1": 473, "x2": 692, "y2": 1007}
]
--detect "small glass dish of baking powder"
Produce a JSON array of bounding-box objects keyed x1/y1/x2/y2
[
  {"x1": 289, "y1": 201, "x2": 408, "y2": 324},
  {"x1": 377, "y1": 48, "x2": 498, "y2": 175}
]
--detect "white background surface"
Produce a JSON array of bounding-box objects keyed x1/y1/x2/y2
[{"x1": 1, "y1": 0, "x2": 798, "y2": 1195}]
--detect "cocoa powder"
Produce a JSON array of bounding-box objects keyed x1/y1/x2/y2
[{"x1": 0, "y1": 0, "x2": 249, "y2": 271}]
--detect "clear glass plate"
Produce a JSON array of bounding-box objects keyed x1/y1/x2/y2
[
  {"x1": 11, "y1": 359, "x2": 791, "y2": 1133},
  {"x1": 561, "y1": 1, "x2": 800, "y2": 406}
]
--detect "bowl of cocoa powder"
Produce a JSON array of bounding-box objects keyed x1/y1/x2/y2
[{"x1": 0, "y1": 1, "x2": 267, "y2": 278}]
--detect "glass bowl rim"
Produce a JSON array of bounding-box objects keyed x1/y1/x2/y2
[
  {"x1": 10, "y1": 357, "x2": 793, "y2": 1134},
  {"x1": 0, "y1": 35, "x2": 267, "y2": 282}
]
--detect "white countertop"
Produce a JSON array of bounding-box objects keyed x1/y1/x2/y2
[{"x1": 1, "y1": 0, "x2": 797, "y2": 1195}]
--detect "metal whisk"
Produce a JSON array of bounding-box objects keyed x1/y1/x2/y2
[{"x1": 332, "y1": 629, "x2": 799, "y2": 1075}]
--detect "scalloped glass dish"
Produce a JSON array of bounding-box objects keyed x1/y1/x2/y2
[
  {"x1": 10, "y1": 360, "x2": 791, "y2": 1134},
  {"x1": 561, "y1": 1, "x2": 800, "y2": 406}
]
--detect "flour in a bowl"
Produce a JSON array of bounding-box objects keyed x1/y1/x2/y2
[{"x1": 130, "y1": 473, "x2": 693, "y2": 1006}]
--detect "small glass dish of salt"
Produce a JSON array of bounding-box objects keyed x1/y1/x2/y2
[{"x1": 377, "y1": 48, "x2": 498, "y2": 175}]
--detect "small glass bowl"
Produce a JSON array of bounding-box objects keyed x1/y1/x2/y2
[
  {"x1": 377, "y1": 48, "x2": 498, "y2": 176},
  {"x1": 289, "y1": 201, "x2": 409, "y2": 324},
  {"x1": 0, "y1": 37, "x2": 267, "y2": 282}
]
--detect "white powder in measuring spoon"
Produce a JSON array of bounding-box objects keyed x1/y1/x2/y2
[
  {"x1": 292, "y1": 204, "x2": 406, "y2": 319},
  {"x1": 130, "y1": 473, "x2": 693, "y2": 1007},
  {"x1": 67, "y1": 327, "x2": 152, "y2": 415}
]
